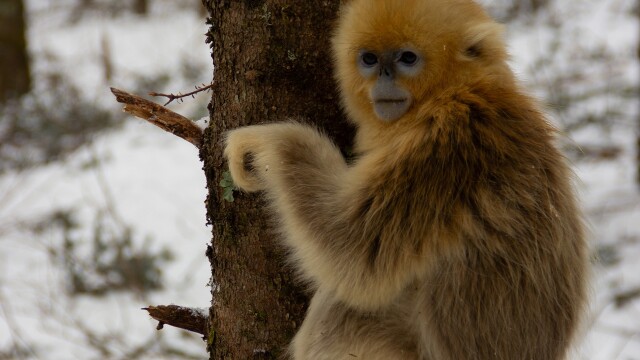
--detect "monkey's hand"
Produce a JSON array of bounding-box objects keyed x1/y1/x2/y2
[
  {"x1": 224, "y1": 122, "x2": 345, "y2": 193},
  {"x1": 224, "y1": 125, "x2": 270, "y2": 192}
]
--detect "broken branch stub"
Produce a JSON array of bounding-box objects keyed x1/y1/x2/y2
[
  {"x1": 143, "y1": 305, "x2": 209, "y2": 337},
  {"x1": 110, "y1": 87, "x2": 203, "y2": 149}
]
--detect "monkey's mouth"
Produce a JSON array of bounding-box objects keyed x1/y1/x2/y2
[
  {"x1": 373, "y1": 98, "x2": 411, "y2": 122},
  {"x1": 376, "y1": 99, "x2": 406, "y2": 103}
]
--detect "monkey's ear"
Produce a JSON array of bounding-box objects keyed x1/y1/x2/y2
[{"x1": 462, "y1": 22, "x2": 505, "y2": 59}]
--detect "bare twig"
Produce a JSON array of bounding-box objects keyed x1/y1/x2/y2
[
  {"x1": 614, "y1": 287, "x2": 640, "y2": 308},
  {"x1": 110, "y1": 87, "x2": 203, "y2": 149},
  {"x1": 149, "y1": 83, "x2": 215, "y2": 106},
  {"x1": 143, "y1": 305, "x2": 208, "y2": 338},
  {"x1": 564, "y1": 143, "x2": 623, "y2": 161}
]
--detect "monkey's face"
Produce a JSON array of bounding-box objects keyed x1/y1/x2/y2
[
  {"x1": 356, "y1": 48, "x2": 423, "y2": 122},
  {"x1": 332, "y1": 0, "x2": 508, "y2": 127}
]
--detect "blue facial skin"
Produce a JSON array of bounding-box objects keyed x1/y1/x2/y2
[{"x1": 358, "y1": 49, "x2": 423, "y2": 121}]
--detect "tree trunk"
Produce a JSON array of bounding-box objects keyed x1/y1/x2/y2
[
  {"x1": 0, "y1": 0, "x2": 30, "y2": 102},
  {"x1": 200, "y1": 1, "x2": 351, "y2": 358}
]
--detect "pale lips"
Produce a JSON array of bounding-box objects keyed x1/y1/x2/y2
[{"x1": 373, "y1": 97, "x2": 411, "y2": 122}]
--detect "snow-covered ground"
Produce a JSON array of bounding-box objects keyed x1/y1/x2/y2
[
  {"x1": 0, "y1": 0, "x2": 638, "y2": 359},
  {"x1": 0, "y1": 124, "x2": 211, "y2": 359}
]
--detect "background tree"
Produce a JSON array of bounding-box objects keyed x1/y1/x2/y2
[
  {"x1": 132, "y1": 0, "x2": 148, "y2": 15},
  {"x1": 0, "y1": 0, "x2": 30, "y2": 101},
  {"x1": 637, "y1": 0, "x2": 639, "y2": 188},
  {"x1": 200, "y1": 1, "x2": 350, "y2": 358}
]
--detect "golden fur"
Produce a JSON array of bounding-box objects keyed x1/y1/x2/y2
[{"x1": 224, "y1": 0, "x2": 588, "y2": 359}]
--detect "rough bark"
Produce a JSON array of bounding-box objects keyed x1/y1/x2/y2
[
  {"x1": 200, "y1": 1, "x2": 350, "y2": 358},
  {"x1": 0, "y1": 0, "x2": 30, "y2": 101}
]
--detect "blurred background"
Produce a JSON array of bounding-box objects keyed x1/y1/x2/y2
[{"x1": 0, "y1": 0, "x2": 638, "y2": 359}]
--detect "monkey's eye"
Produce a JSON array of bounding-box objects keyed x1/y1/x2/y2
[
  {"x1": 361, "y1": 52, "x2": 378, "y2": 67},
  {"x1": 398, "y1": 51, "x2": 418, "y2": 66},
  {"x1": 465, "y1": 44, "x2": 481, "y2": 58}
]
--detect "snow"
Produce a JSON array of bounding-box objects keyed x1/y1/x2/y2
[
  {"x1": 1, "y1": 0, "x2": 638, "y2": 359},
  {"x1": 1, "y1": 1, "x2": 211, "y2": 358},
  {"x1": 0, "y1": 122, "x2": 212, "y2": 358}
]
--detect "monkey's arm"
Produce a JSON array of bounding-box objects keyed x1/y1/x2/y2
[{"x1": 225, "y1": 123, "x2": 431, "y2": 310}]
